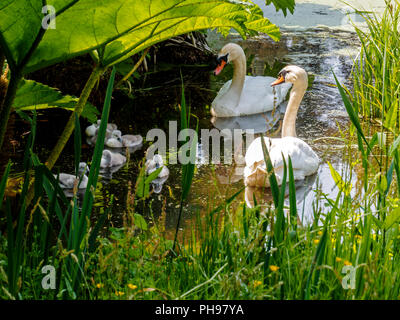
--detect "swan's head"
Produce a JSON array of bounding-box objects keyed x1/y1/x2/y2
[
  {"x1": 271, "y1": 65, "x2": 308, "y2": 89},
  {"x1": 145, "y1": 154, "x2": 165, "y2": 175},
  {"x1": 111, "y1": 130, "x2": 122, "y2": 142},
  {"x1": 153, "y1": 154, "x2": 164, "y2": 168},
  {"x1": 214, "y1": 43, "x2": 244, "y2": 76},
  {"x1": 78, "y1": 162, "x2": 89, "y2": 175}
]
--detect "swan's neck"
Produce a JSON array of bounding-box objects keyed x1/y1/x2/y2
[
  {"x1": 228, "y1": 50, "x2": 246, "y2": 102},
  {"x1": 282, "y1": 84, "x2": 306, "y2": 138}
]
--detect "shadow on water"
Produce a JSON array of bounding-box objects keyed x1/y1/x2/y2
[{"x1": 10, "y1": 27, "x2": 363, "y2": 233}]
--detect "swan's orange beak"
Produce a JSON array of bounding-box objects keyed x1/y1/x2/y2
[
  {"x1": 214, "y1": 60, "x2": 226, "y2": 76},
  {"x1": 271, "y1": 75, "x2": 285, "y2": 87}
]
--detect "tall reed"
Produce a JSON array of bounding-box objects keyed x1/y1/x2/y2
[
  {"x1": 0, "y1": 68, "x2": 116, "y2": 299},
  {"x1": 352, "y1": 0, "x2": 400, "y2": 133}
]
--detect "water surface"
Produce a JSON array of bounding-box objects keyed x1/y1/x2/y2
[{"x1": 16, "y1": 2, "x2": 385, "y2": 231}]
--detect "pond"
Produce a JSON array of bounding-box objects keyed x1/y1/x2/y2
[{"x1": 10, "y1": 0, "x2": 384, "y2": 233}]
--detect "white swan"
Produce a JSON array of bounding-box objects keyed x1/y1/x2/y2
[
  {"x1": 55, "y1": 162, "x2": 89, "y2": 189},
  {"x1": 211, "y1": 43, "x2": 291, "y2": 118},
  {"x1": 85, "y1": 120, "x2": 117, "y2": 137},
  {"x1": 105, "y1": 130, "x2": 143, "y2": 148},
  {"x1": 145, "y1": 154, "x2": 169, "y2": 194},
  {"x1": 244, "y1": 65, "x2": 320, "y2": 187},
  {"x1": 100, "y1": 150, "x2": 126, "y2": 168}
]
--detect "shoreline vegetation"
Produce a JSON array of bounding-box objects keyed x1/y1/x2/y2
[{"x1": 1, "y1": 0, "x2": 400, "y2": 300}]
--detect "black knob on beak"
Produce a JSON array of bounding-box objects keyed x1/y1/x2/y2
[{"x1": 208, "y1": 55, "x2": 219, "y2": 71}]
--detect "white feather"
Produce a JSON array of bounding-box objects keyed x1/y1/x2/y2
[{"x1": 212, "y1": 76, "x2": 291, "y2": 117}]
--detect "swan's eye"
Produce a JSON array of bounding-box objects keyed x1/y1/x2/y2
[{"x1": 279, "y1": 70, "x2": 289, "y2": 78}]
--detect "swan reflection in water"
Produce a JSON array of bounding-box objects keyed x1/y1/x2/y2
[
  {"x1": 209, "y1": 106, "x2": 285, "y2": 185},
  {"x1": 210, "y1": 103, "x2": 286, "y2": 135},
  {"x1": 145, "y1": 154, "x2": 170, "y2": 194},
  {"x1": 245, "y1": 173, "x2": 317, "y2": 225}
]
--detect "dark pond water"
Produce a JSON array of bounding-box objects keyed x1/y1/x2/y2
[{"x1": 9, "y1": 27, "x2": 363, "y2": 232}]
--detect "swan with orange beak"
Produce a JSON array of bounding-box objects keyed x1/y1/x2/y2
[
  {"x1": 211, "y1": 43, "x2": 291, "y2": 118},
  {"x1": 244, "y1": 65, "x2": 320, "y2": 187}
]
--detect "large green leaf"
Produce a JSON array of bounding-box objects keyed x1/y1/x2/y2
[
  {"x1": 102, "y1": 2, "x2": 280, "y2": 67},
  {"x1": 8, "y1": 0, "x2": 280, "y2": 73},
  {"x1": 0, "y1": 0, "x2": 76, "y2": 71},
  {"x1": 12, "y1": 79, "x2": 99, "y2": 122},
  {"x1": 0, "y1": 0, "x2": 43, "y2": 70}
]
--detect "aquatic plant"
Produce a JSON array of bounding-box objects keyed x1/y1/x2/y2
[
  {"x1": 352, "y1": 0, "x2": 400, "y2": 132},
  {"x1": 0, "y1": 68, "x2": 117, "y2": 299}
]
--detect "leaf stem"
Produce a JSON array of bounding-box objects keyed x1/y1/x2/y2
[
  {"x1": 115, "y1": 47, "x2": 150, "y2": 89},
  {"x1": 45, "y1": 66, "x2": 105, "y2": 169}
]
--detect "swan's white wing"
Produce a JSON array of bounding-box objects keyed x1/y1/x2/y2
[
  {"x1": 57, "y1": 173, "x2": 76, "y2": 188},
  {"x1": 245, "y1": 137, "x2": 272, "y2": 166},
  {"x1": 244, "y1": 136, "x2": 320, "y2": 187},
  {"x1": 211, "y1": 80, "x2": 237, "y2": 117},
  {"x1": 236, "y1": 76, "x2": 291, "y2": 115},
  {"x1": 211, "y1": 110, "x2": 281, "y2": 134},
  {"x1": 269, "y1": 137, "x2": 320, "y2": 181},
  {"x1": 212, "y1": 76, "x2": 291, "y2": 117},
  {"x1": 214, "y1": 80, "x2": 232, "y2": 100}
]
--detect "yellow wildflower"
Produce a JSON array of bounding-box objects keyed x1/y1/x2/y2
[
  {"x1": 335, "y1": 257, "x2": 342, "y2": 263},
  {"x1": 115, "y1": 291, "x2": 125, "y2": 297},
  {"x1": 317, "y1": 231, "x2": 323, "y2": 236},
  {"x1": 313, "y1": 239, "x2": 320, "y2": 245},
  {"x1": 269, "y1": 265, "x2": 280, "y2": 272},
  {"x1": 253, "y1": 281, "x2": 263, "y2": 288},
  {"x1": 128, "y1": 284, "x2": 138, "y2": 290},
  {"x1": 344, "y1": 260, "x2": 352, "y2": 266},
  {"x1": 96, "y1": 283, "x2": 104, "y2": 289}
]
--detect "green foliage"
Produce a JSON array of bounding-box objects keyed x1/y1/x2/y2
[
  {"x1": 0, "y1": 0, "x2": 282, "y2": 75},
  {"x1": 7, "y1": 0, "x2": 400, "y2": 302},
  {"x1": 351, "y1": 1, "x2": 400, "y2": 132},
  {"x1": 0, "y1": 68, "x2": 116, "y2": 299},
  {"x1": 266, "y1": 0, "x2": 296, "y2": 16},
  {"x1": 13, "y1": 79, "x2": 99, "y2": 122},
  {"x1": 173, "y1": 81, "x2": 198, "y2": 253},
  {"x1": 0, "y1": 0, "x2": 287, "y2": 152},
  {"x1": 136, "y1": 165, "x2": 163, "y2": 199}
]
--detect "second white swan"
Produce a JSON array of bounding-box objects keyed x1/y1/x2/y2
[{"x1": 244, "y1": 65, "x2": 320, "y2": 187}]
